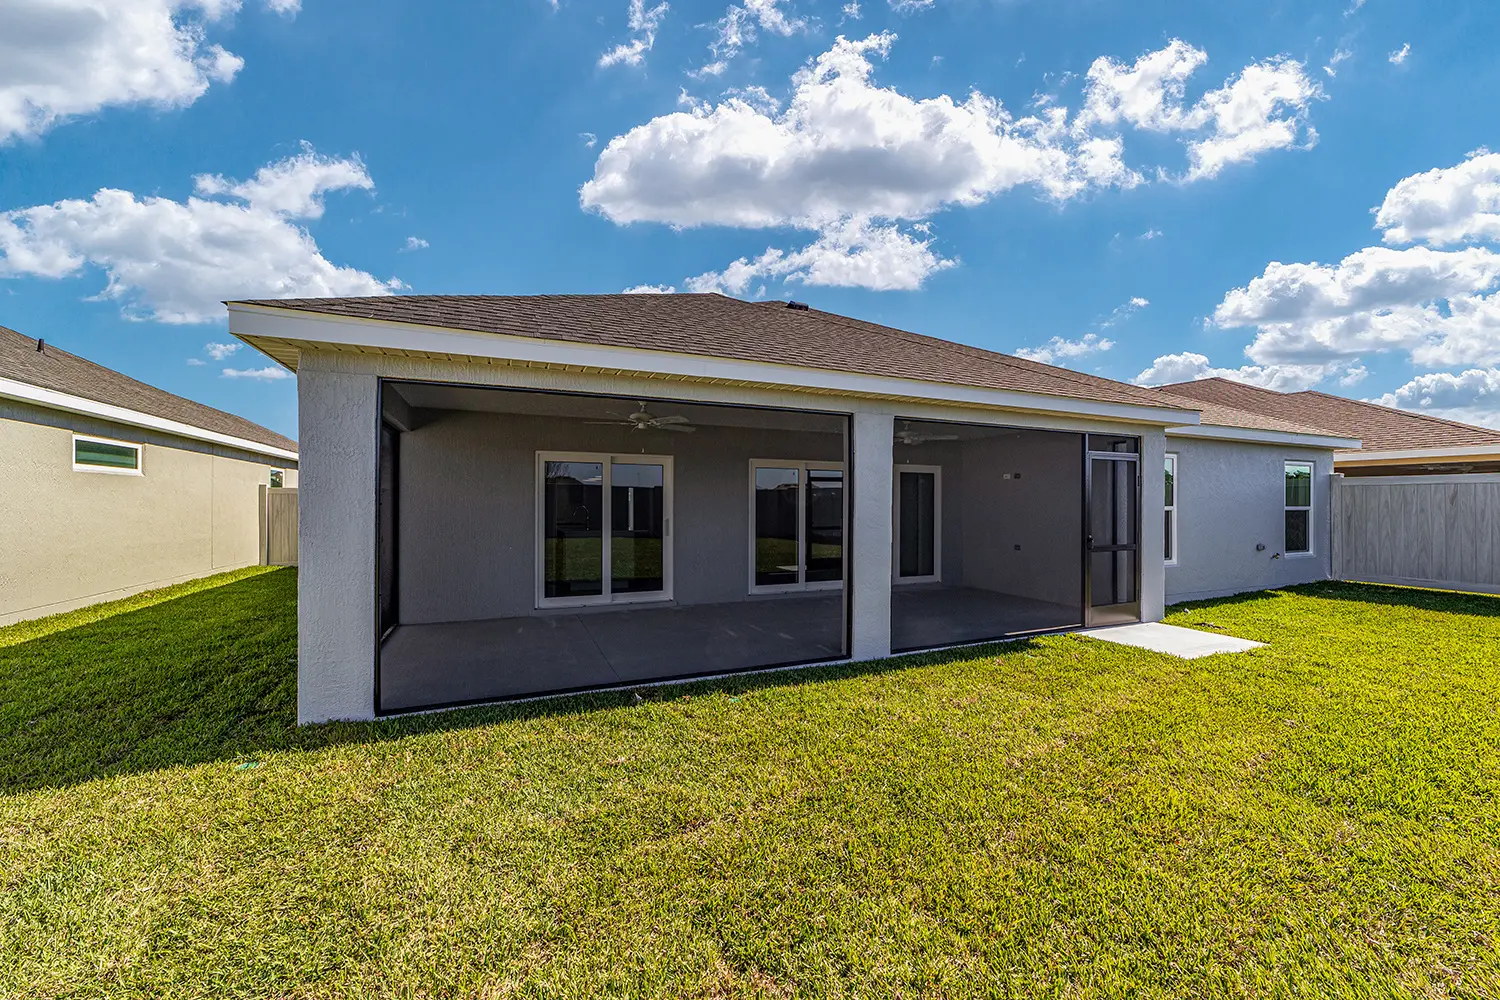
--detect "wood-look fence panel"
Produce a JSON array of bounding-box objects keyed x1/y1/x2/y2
[
  {"x1": 1333, "y1": 474, "x2": 1500, "y2": 594},
  {"x1": 260, "y1": 486, "x2": 299, "y2": 567}
]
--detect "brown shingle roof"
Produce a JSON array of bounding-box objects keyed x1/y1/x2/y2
[
  {"x1": 0, "y1": 325, "x2": 297, "y2": 454},
  {"x1": 1149, "y1": 388, "x2": 1353, "y2": 439},
  {"x1": 1159, "y1": 377, "x2": 1500, "y2": 453},
  {"x1": 232, "y1": 293, "x2": 1195, "y2": 413}
]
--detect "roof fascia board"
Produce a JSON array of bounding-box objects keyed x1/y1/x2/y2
[
  {"x1": 1166, "y1": 421, "x2": 1360, "y2": 450},
  {"x1": 228, "y1": 304, "x2": 1201, "y2": 428},
  {"x1": 1339, "y1": 472, "x2": 1500, "y2": 485},
  {"x1": 1336, "y1": 444, "x2": 1500, "y2": 463},
  {"x1": 0, "y1": 376, "x2": 298, "y2": 462}
]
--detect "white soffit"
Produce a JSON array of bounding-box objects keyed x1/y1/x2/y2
[
  {"x1": 228, "y1": 305, "x2": 1202, "y2": 428},
  {"x1": 1167, "y1": 421, "x2": 1360, "y2": 450}
]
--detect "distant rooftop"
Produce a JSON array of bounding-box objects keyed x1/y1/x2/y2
[
  {"x1": 0, "y1": 325, "x2": 296, "y2": 454},
  {"x1": 1159, "y1": 377, "x2": 1500, "y2": 454}
]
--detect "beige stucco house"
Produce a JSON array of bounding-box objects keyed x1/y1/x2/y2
[{"x1": 0, "y1": 325, "x2": 299, "y2": 625}]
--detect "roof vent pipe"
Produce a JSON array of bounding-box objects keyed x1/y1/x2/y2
[
  {"x1": 35, "y1": 338, "x2": 44, "y2": 352},
  {"x1": 785, "y1": 301, "x2": 810, "y2": 311}
]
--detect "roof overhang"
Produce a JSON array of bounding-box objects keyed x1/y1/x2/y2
[
  {"x1": 227, "y1": 303, "x2": 1202, "y2": 428},
  {"x1": 0, "y1": 375, "x2": 298, "y2": 462},
  {"x1": 1166, "y1": 421, "x2": 1361, "y2": 450},
  {"x1": 1335, "y1": 444, "x2": 1500, "y2": 466}
]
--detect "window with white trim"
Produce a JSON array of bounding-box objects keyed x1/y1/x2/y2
[
  {"x1": 73, "y1": 435, "x2": 141, "y2": 475},
  {"x1": 1164, "y1": 453, "x2": 1178, "y2": 565},
  {"x1": 270, "y1": 469, "x2": 285, "y2": 489},
  {"x1": 749, "y1": 460, "x2": 845, "y2": 593},
  {"x1": 1284, "y1": 461, "x2": 1313, "y2": 555}
]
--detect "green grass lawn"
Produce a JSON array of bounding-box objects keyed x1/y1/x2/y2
[{"x1": 2, "y1": 570, "x2": 1499, "y2": 998}]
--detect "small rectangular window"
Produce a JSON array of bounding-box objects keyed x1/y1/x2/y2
[
  {"x1": 270, "y1": 469, "x2": 285, "y2": 489},
  {"x1": 1284, "y1": 461, "x2": 1313, "y2": 555},
  {"x1": 1164, "y1": 453, "x2": 1178, "y2": 565},
  {"x1": 73, "y1": 436, "x2": 141, "y2": 474}
]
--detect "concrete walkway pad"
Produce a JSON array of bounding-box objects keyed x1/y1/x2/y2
[{"x1": 1083, "y1": 622, "x2": 1264, "y2": 659}]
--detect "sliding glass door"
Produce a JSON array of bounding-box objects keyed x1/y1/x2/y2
[
  {"x1": 750, "y1": 460, "x2": 845, "y2": 592},
  {"x1": 538, "y1": 453, "x2": 672, "y2": 607}
]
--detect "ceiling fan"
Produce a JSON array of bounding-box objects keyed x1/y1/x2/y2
[
  {"x1": 585, "y1": 402, "x2": 696, "y2": 433},
  {"x1": 894, "y1": 422, "x2": 959, "y2": 446}
]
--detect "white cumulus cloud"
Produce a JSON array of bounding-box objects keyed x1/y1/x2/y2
[
  {"x1": 685, "y1": 218, "x2": 954, "y2": 293},
  {"x1": 1376, "y1": 150, "x2": 1500, "y2": 247},
  {"x1": 1371, "y1": 368, "x2": 1500, "y2": 428},
  {"x1": 622, "y1": 283, "x2": 678, "y2": 293},
  {"x1": 697, "y1": 0, "x2": 805, "y2": 77},
  {"x1": 223, "y1": 365, "x2": 293, "y2": 380},
  {"x1": 599, "y1": 0, "x2": 669, "y2": 69},
  {"x1": 1389, "y1": 43, "x2": 1410, "y2": 65},
  {"x1": 1133, "y1": 352, "x2": 1340, "y2": 392},
  {"x1": 0, "y1": 0, "x2": 246, "y2": 142},
  {"x1": 584, "y1": 33, "x2": 1139, "y2": 231},
  {"x1": 0, "y1": 146, "x2": 399, "y2": 324},
  {"x1": 1076, "y1": 40, "x2": 1321, "y2": 182},
  {"x1": 204, "y1": 340, "x2": 240, "y2": 360},
  {"x1": 1014, "y1": 333, "x2": 1113, "y2": 366}
]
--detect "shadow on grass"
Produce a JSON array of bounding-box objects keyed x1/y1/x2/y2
[{"x1": 0, "y1": 568, "x2": 1042, "y2": 795}]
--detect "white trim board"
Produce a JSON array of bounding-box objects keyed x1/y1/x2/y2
[
  {"x1": 1166, "y1": 422, "x2": 1360, "y2": 450},
  {"x1": 228, "y1": 304, "x2": 1203, "y2": 428},
  {"x1": 0, "y1": 375, "x2": 298, "y2": 462},
  {"x1": 1336, "y1": 443, "x2": 1500, "y2": 463}
]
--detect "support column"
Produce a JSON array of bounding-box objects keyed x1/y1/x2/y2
[
  {"x1": 850, "y1": 410, "x2": 894, "y2": 661},
  {"x1": 1139, "y1": 428, "x2": 1167, "y2": 623},
  {"x1": 297, "y1": 366, "x2": 379, "y2": 723}
]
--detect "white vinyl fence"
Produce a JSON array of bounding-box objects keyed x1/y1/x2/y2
[{"x1": 1332, "y1": 474, "x2": 1500, "y2": 594}]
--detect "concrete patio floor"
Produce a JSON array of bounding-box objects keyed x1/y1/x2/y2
[{"x1": 378, "y1": 586, "x2": 1084, "y2": 711}]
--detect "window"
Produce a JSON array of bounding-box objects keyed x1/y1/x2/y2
[
  {"x1": 749, "y1": 460, "x2": 845, "y2": 592},
  {"x1": 537, "y1": 452, "x2": 673, "y2": 606},
  {"x1": 270, "y1": 469, "x2": 285, "y2": 489},
  {"x1": 893, "y1": 465, "x2": 941, "y2": 584},
  {"x1": 1164, "y1": 453, "x2": 1178, "y2": 565},
  {"x1": 73, "y1": 435, "x2": 141, "y2": 474},
  {"x1": 1284, "y1": 461, "x2": 1313, "y2": 555}
]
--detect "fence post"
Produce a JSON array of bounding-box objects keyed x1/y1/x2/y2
[
  {"x1": 1329, "y1": 473, "x2": 1344, "y2": 581},
  {"x1": 258, "y1": 483, "x2": 269, "y2": 566}
]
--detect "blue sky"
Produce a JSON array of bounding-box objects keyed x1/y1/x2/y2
[{"x1": 4, "y1": 0, "x2": 1500, "y2": 439}]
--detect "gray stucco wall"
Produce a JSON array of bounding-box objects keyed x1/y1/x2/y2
[
  {"x1": 395, "y1": 409, "x2": 844, "y2": 623},
  {"x1": 0, "y1": 399, "x2": 296, "y2": 625},
  {"x1": 1164, "y1": 436, "x2": 1335, "y2": 604},
  {"x1": 892, "y1": 431, "x2": 1085, "y2": 608}
]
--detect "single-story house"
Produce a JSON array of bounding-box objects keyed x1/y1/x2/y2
[
  {"x1": 1159, "y1": 377, "x2": 1500, "y2": 477},
  {"x1": 225, "y1": 294, "x2": 1358, "y2": 723},
  {"x1": 0, "y1": 325, "x2": 299, "y2": 625}
]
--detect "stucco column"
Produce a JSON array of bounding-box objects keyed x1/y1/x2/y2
[
  {"x1": 850, "y1": 410, "x2": 894, "y2": 661},
  {"x1": 1139, "y1": 428, "x2": 1167, "y2": 623},
  {"x1": 297, "y1": 365, "x2": 378, "y2": 723}
]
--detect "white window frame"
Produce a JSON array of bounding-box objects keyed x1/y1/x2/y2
[
  {"x1": 269, "y1": 469, "x2": 285, "y2": 489},
  {"x1": 535, "y1": 451, "x2": 674, "y2": 609},
  {"x1": 72, "y1": 434, "x2": 142, "y2": 476},
  {"x1": 1284, "y1": 460, "x2": 1314, "y2": 557},
  {"x1": 748, "y1": 459, "x2": 846, "y2": 595},
  {"x1": 893, "y1": 464, "x2": 942, "y2": 585},
  {"x1": 1164, "y1": 452, "x2": 1179, "y2": 567}
]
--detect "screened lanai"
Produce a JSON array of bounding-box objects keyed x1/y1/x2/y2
[{"x1": 375, "y1": 381, "x2": 850, "y2": 712}]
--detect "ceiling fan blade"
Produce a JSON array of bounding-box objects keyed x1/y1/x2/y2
[
  {"x1": 651, "y1": 414, "x2": 691, "y2": 425},
  {"x1": 654, "y1": 423, "x2": 696, "y2": 432},
  {"x1": 582, "y1": 420, "x2": 633, "y2": 425}
]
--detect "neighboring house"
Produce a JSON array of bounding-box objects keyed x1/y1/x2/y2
[
  {"x1": 225, "y1": 294, "x2": 1357, "y2": 723},
  {"x1": 1159, "y1": 377, "x2": 1500, "y2": 476},
  {"x1": 0, "y1": 325, "x2": 299, "y2": 626}
]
